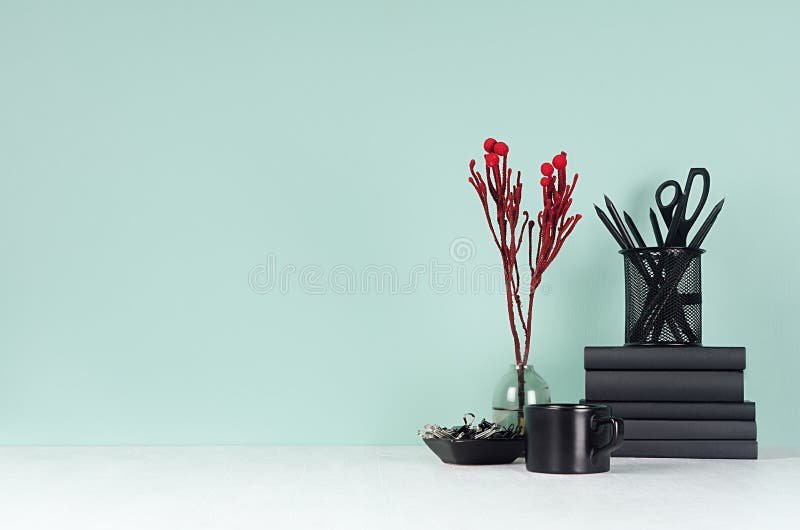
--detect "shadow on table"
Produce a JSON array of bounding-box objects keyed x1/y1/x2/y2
[{"x1": 509, "y1": 457, "x2": 676, "y2": 474}]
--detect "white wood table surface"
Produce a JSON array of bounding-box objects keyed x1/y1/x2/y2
[{"x1": 0, "y1": 446, "x2": 796, "y2": 530}]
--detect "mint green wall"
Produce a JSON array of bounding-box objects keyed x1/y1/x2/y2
[{"x1": 1, "y1": 1, "x2": 797, "y2": 445}]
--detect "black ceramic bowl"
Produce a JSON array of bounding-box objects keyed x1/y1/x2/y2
[{"x1": 423, "y1": 438, "x2": 525, "y2": 465}]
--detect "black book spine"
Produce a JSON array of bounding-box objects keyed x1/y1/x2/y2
[
  {"x1": 584, "y1": 346, "x2": 746, "y2": 370},
  {"x1": 580, "y1": 400, "x2": 756, "y2": 420},
  {"x1": 623, "y1": 420, "x2": 756, "y2": 440},
  {"x1": 613, "y1": 440, "x2": 758, "y2": 459},
  {"x1": 585, "y1": 371, "x2": 744, "y2": 402}
]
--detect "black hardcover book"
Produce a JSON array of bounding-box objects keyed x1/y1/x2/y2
[
  {"x1": 580, "y1": 400, "x2": 756, "y2": 420},
  {"x1": 613, "y1": 440, "x2": 758, "y2": 459},
  {"x1": 584, "y1": 346, "x2": 746, "y2": 370},
  {"x1": 623, "y1": 420, "x2": 756, "y2": 440},
  {"x1": 585, "y1": 371, "x2": 744, "y2": 402}
]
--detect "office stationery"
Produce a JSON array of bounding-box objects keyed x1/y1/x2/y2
[
  {"x1": 624, "y1": 211, "x2": 647, "y2": 248},
  {"x1": 657, "y1": 167, "x2": 710, "y2": 247},
  {"x1": 594, "y1": 204, "x2": 627, "y2": 249},
  {"x1": 688, "y1": 198, "x2": 725, "y2": 248},
  {"x1": 649, "y1": 207, "x2": 665, "y2": 247}
]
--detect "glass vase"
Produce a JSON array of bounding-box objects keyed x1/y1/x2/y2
[{"x1": 491, "y1": 364, "x2": 551, "y2": 428}]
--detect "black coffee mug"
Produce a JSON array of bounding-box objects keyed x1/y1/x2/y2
[{"x1": 524, "y1": 404, "x2": 624, "y2": 474}]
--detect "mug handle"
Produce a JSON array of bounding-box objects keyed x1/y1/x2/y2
[{"x1": 590, "y1": 415, "x2": 625, "y2": 464}]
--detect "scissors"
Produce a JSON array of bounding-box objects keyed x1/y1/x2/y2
[{"x1": 655, "y1": 168, "x2": 710, "y2": 247}]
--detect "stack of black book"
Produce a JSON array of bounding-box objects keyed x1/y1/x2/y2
[{"x1": 582, "y1": 346, "x2": 757, "y2": 459}]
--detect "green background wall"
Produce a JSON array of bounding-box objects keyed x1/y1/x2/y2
[{"x1": 1, "y1": 1, "x2": 797, "y2": 445}]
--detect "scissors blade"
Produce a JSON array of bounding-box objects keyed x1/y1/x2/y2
[
  {"x1": 670, "y1": 168, "x2": 711, "y2": 246},
  {"x1": 664, "y1": 197, "x2": 686, "y2": 246},
  {"x1": 683, "y1": 168, "x2": 711, "y2": 225}
]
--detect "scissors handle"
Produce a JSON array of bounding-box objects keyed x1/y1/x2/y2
[
  {"x1": 655, "y1": 179, "x2": 682, "y2": 227},
  {"x1": 681, "y1": 168, "x2": 711, "y2": 225},
  {"x1": 664, "y1": 168, "x2": 712, "y2": 246}
]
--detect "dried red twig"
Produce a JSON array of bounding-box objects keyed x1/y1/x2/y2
[{"x1": 468, "y1": 139, "x2": 582, "y2": 426}]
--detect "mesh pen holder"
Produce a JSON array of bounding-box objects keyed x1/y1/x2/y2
[{"x1": 622, "y1": 247, "x2": 704, "y2": 346}]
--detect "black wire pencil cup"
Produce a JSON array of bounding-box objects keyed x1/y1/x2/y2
[{"x1": 595, "y1": 168, "x2": 725, "y2": 346}]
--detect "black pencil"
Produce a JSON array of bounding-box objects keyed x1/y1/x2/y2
[
  {"x1": 604, "y1": 195, "x2": 635, "y2": 249},
  {"x1": 649, "y1": 208, "x2": 664, "y2": 247},
  {"x1": 624, "y1": 211, "x2": 647, "y2": 248},
  {"x1": 594, "y1": 204, "x2": 627, "y2": 249},
  {"x1": 689, "y1": 198, "x2": 725, "y2": 248}
]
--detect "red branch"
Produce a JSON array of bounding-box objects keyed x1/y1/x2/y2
[{"x1": 468, "y1": 142, "x2": 582, "y2": 370}]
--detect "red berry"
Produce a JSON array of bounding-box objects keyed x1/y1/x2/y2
[
  {"x1": 540, "y1": 177, "x2": 550, "y2": 187},
  {"x1": 493, "y1": 141, "x2": 509, "y2": 156},
  {"x1": 552, "y1": 152, "x2": 567, "y2": 170},
  {"x1": 483, "y1": 138, "x2": 496, "y2": 153},
  {"x1": 540, "y1": 162, "x2": 554, "y2": 177},
  {"x1": 485, "y1": 153, "x2": 499, "y2": 167}
]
